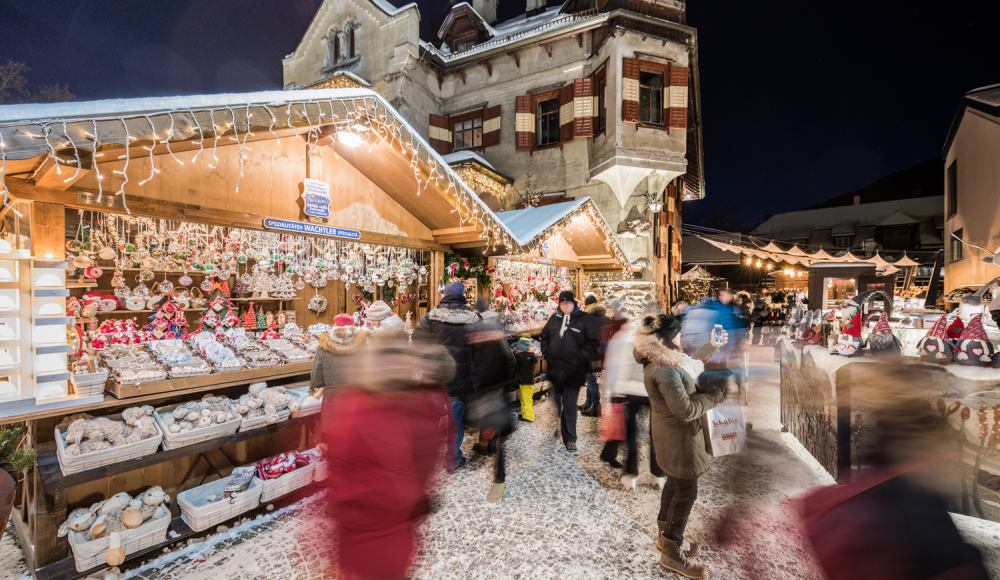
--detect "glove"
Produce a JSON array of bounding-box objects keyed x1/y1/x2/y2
[{"x1": 712, "y1": 389, "x2": 727, "y2": 405}]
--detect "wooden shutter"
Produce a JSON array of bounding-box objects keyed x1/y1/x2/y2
[
  {"x1": 482, "y1": 105, "x2": 501, "y2": 148},
  {"x1": 573, "y1": 78, "x2": 594, "y2": 137},
  {"x1": 659, "y1": 211, "x2": 669, "y2": 259},
  {"x1": 515, "y1": 96, "x2": 534, "y2": 151},
  {"x1": 559, "y1": 84, "x2": 575, "y2": 143},
  {"x1": 428, "y1": 114, "x2": 452, "y2": 155},
  {"x1": 672, "y1": 230, "x2": 681, "y2": 271},
  {"x1": 622, "y1": 58, "x2": 640, "y2": 123},
  {"x1": 667, "y1": 65, "x2": 689, "y2": 130}
]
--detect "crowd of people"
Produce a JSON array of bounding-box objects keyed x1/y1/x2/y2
[{"x1": 307, "y1": 281, "x2": 989, "y2": 580}]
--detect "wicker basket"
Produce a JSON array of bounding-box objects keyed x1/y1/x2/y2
[
  {"x1": 70, "y1": 380, "x2": 105, "y2": 397},
  {"x1": 286, "y1": 387, "x2": 322, "y2": 417},
  {"x1": 238, "y1": 408, "x2": 290, "y2": 432},
  {"x1": 313, "y1": 459, "x2": 329, "y2": 482},
  {"x1": 260, "y1": 462, "x2": 316, "y2": 503},
  {"x1": 67, "y1": 512, "x2": 170, "y2": 572},
  {"x1": 154, "y1": 403, "x2": 242, "y2": 450},
  {"x1": 55, "y1": 414, "x2": 163, "y2": 476},
  {"x1": 176, "y1": 474, "x2": 262, "y2": 532}
]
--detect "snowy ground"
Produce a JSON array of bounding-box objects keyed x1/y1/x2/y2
[{"x1": 2, "y1": 360, "x2": 999, "y2": 579}]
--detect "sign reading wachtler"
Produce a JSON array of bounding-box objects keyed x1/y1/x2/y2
[{"x1": 262, "y1": 218, "x2": 360, "y2": 240}]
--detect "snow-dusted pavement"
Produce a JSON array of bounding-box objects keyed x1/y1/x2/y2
[{"x1": 3, "y1": 360, "x2": 999, "y2": 580}]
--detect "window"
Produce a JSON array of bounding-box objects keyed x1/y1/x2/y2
[
  {"x1": 454, "y1": 35, "x2": 476, "y2": 52},
  {"x1": 639, "y1": 70, "x2": 663, "y2": 125},
  {"x1": 946, "y1": 160, "x2": 958, "y2": 219},
  {"x1": 537, "y1": 98, "x2": 560, "y2": 146},
  {"x1": 452, "y1": 117, "x2": 482, "y2": 151},
  {"x1": 597, "y1": 76, "x2": 607, "y2": 132},
  {"x1": 951, "y1": 228, "x2": 964, "y2": 262},
  {"x1": 332, "y1": 34, "x2": 340, "y2": 65},
  {"x1": 347, "y1": 23, "x2": 355, "y2": 58},
  {"x1": 834, "y1": 237, "x2": 850, "y2": 247}
]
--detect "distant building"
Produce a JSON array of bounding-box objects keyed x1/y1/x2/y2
[
  {"x1": 942, "y1": 83, "x2": 1000, "y2": 294},
  {"x1": 282, "y1": 0, "x2": 706, "y2": 301}
]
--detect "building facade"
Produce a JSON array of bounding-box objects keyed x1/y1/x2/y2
[
  {"x1": 942, "y1": 84, "x2": 1000, "y2": 294},
  {"x1": 282, "y1": 0, "x2": 705, "y2": 300}
]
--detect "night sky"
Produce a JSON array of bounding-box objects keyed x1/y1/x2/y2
[{"x1": 1, "y1": 0, "x2": 997, "y2": 226}]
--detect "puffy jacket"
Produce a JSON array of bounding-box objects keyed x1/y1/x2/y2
[
  {"x1": 513, "y1": 349, "x2": 537, "y2": 385},
  {"x1": 474, "y1": 310, "x2": 517, "y2": 395},
  {"x1": 584, "y1": 302, "x2": 612, "y2": 366},
  {"x1": 602, "y1": 321, "x2": 645, "y2": 397},
  {"x1": 416, "y1": 294, "x2": 482, "y2": 397},
  {"x1": 311, "y1": 327, "x2": 369, "y2": 435},
  {"x1": 539, "y1": 307, "x2": 599, "y2": 388}
]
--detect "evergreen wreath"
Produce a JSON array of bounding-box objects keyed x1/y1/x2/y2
[{"x1": 441, "y1": 253, "x2": 493, "y2": 288}]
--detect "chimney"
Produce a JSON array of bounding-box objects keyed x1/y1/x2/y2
[
  {"x1": 526, "y1": 0, "x2": 545, "y2": 18},
  {"x1": 473, "y1": 0, "x2": 498, "y2": 25},
  {"x1": 854, "y1": 195, "x2": 861, "y2": 205}
]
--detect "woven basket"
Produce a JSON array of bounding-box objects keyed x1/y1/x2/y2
[
  {"x1": 154, "y1": 403, "x2": 242, "y2": 450},
  {"x1": 260, "y1": 462, "x2": 316, "y2": 503},
  {"x1": 176, "y1": 475, "x2": 262, "y2": 532},
  {"x1": 70, "y1": 381, "x2": 105, "y2": 397},
  {"x1": 238, "y1": 408, "x2": 290, "y2": 432},
  {"x1": 55, "y1": 414, "x2": 163, "y2": 476},
  {"x1": 286, "y1": 387, "x2": 322, "y2": 417},
  {"x1": 312, "y1": 459, "x2": 329, "y2": 482},
  {"x1": 67, "y1": 512, "x2": 170, "y2": 572}
]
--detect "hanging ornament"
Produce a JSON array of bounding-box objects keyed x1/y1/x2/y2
[
  {"x1": 178, "y1": 274, "x2": 192, "y2": 287},
  {"x1": 308, "y1": 293, "x2": 328, "y2": 314},
  {"x1": 98, "y1": 246, "x2": 116, "y2": 261},
  {"x1": 200, "y1": 277, "x2": 215, "y2": 293},
  {"x1": 158, "y1": 278, "x2": 174, "y2": 294},
  {"x1": 132, "y1": 282, "x2": 149, "y2": 298}
]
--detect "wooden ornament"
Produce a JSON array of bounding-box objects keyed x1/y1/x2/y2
[
  {"x1": 105, "y1": 532, "x2": 126, "y2": 566},
  {"x1": 122, "y1": 508, "x2": 143, "y2": 529}
]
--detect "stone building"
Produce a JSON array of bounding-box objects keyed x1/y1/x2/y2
[{"x1": 283, "y1": 0, "x2": 705, "y2": 302}]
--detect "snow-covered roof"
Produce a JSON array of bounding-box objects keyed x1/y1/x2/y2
[
  {"x1": 436, "y1": 2, "x2": 498, "y2": 39},
  {"x1": 442, "y1": 150, "x2": 495, "y2": 170},
  {"x1": 369, "y1": 0, "x2": 419, "y2": 18},
  {"x1": 752, "y1": 196, "x2": 943, "y2": 239},
  {"x1": 495, "y1": 198, "x2": 590, "y2": 244}
]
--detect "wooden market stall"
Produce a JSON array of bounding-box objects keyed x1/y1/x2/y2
[{"x1": 0, "y1": 88, "x2": 539, "y2": 579}]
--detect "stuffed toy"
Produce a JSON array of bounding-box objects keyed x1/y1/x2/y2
[
  {"x1": 955, "y1": 314, "x2": 993, "y2": 366},
  {"x1": 835, "y1": 313, "x2": 864, "y2": 357},
  {"x1": 864, "y1": 310, "x2": 901, "y2": 357},
  {"x1": 916, "y1": 314, "x2": 953, "y2": 364}
]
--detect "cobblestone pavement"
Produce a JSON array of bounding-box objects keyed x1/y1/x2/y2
[{"x1": 2, "y1": 362, "x2": 998, "y2": 579}]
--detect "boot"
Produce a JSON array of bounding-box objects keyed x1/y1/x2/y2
[
  {"x1": 659, "y1": 538, "x2": 707, "y2": 579},
  {"x1": 657, "y1": 524, "x2": 701, "y2": 557}
]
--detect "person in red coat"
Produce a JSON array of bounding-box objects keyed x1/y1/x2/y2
[{"x1": 325, "y1": 331, "x2": 455, "y2": 580}]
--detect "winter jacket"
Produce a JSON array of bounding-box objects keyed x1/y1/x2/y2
[
  {"x1": 539, "y1": 307, "x2": 599, "y2": 388},
  {"x1": 513, "y1": 349, "x2": 537, "y2": 385},
  {"x1": 311, "y1": 327, "x2": 369, "y2": 435},
  {"x1": 634, "y1": 328, "x2": 722, "y2": 480},
  {"x1": 473, "y1": 310, "x2": 517, "y2": 395},
  {"x1": 602, "y1": 321, "x2": 646, "y2": 397},
  {"x1": 416, "y1": 294, "x2": 482, "y2": 398},
  {"x1": 584, "y1": 302, "x2": 612, "y2": 366}
]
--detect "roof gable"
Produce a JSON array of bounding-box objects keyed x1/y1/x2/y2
[
  {"x1": 437, "y1": 3, "x2": 496, "y2": 40},
  {"x1": 878, "y1": 211, "x2": 918, "y2": 226}
]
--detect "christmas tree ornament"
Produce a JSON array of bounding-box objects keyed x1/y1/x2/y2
[
  {"x1": 308, "y1": 293, "x2": 328, "y2": 314},
  {"x1": 242, "y1": 303, "x2": 257, "y2": 329},
  {"x1": 219, "y1": 279, "x2": 231, "y2": 297},
  {"x1": 200, "y1": 278, "x2": 215, "y2": 293},
  {"x1": 266, "y1": 312, "x2": 276, "y2": 330},
  {"x1": 98, "y1": 246, "x2": 117, "y2": 260},
  {"x1": 158, "y1": 278, "x2": 174, "y2": 294},
  {"x1": 255, "y1": 309, "x2": 266, "y2": 329}
]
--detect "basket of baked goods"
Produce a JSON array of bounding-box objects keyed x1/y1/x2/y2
[
  {"x1": 153, "y1": 395, "x2": 241, "y2": 450},
  {"x1": 59, "y1": 486, "x2": 172, "y2": 571},
  {"x1": 55, "y1": 407, "x2": 162, "y2": 475}
]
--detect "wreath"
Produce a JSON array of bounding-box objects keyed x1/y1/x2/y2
[
  {"x1": 441, "y1": 253, "x2": 493, "y2": 288},
  {"x1": 358, "y1": 283, "x2": 398, "y2": 303}
]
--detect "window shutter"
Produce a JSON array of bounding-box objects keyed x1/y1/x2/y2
[
  {"x1": 428, "y1": 114, "x2": 452, "y2": 154},
  {"x1": 659, "y1": 211, "x2": 669, "y2": 259},
  {"x1": 622, "y1": 58, "x2": 640, "y2": 123},
  {"x1": 667, "y1": 65, "x2": 689, "y2": 130},
  {"x1": 559, "y1": 84, "x2": 575, "y2": 143},
  {"x1": 482, "y1": 105, "x2": 501, "y2": 148},
  {"x1": 573, "y1": 78, "x2": 594, "y2": 138},
  {"x1": 672, "y1": 230, "x2": 681, "y2": 271},
  {"x1": 515, "y1": 96, "x2": 534, "y2": 151}
]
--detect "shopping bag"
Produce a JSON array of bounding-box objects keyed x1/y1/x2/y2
[
  {"x1": 706, "y1": 401, "x2": 747, "y2": 456},
  {"x1": 598, "y1": 399, "x2": 626, "y2": 442}
]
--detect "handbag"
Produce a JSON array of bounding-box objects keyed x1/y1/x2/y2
[{"x1": 598, "y1": 397, "x2": 626, "y2": 442}]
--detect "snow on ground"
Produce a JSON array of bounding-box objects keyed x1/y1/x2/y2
[{"x1": 2, "y1": 360, "x2": 999, "y2": 579}]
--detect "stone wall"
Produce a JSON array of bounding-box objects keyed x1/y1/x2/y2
[{"x1": 590, "y1": 280, "x2": 661, "y2": 319}]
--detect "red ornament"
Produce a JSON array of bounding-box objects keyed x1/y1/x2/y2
[
  {"x1": 219, "y1": 279, "x2": 231, "y2": 297},
  {"x1": 242, "y1": 302, "x2": 257, "y2": 329}
]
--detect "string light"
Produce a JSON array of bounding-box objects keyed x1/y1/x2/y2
[
  {"x1": 113, "y1": 117, "x2": 131, "y2": 213},
  {"x1": 164, "y1": 112, "x2": 183, "y2": 165},
  {"x1": 62, "y1": 121, "x2": 82, "y2": 184},
  {"x1": 208, "y1": 109, "x2": 219, "y2": 168},
  {"x1": 139, "y1": 116, "x2": 157, "y2": 186},
  {"x1": 189, "y1": 110, "x2": 205, "y2": 163},
  {"x1": 90, "y1": 120, "x2": 103, "y2": 201}
]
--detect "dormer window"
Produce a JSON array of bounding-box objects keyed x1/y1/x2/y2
[{"x1": 453, "y1": 34, "x2": 476, "y2": 53}]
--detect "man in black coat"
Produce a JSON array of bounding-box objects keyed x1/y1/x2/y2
[
  {"x1": 539, "y1": 290, "x2": 599, "y2": 451},
  {"x1": 416, "y1": 281, "x2": 481, "y2": 473}
]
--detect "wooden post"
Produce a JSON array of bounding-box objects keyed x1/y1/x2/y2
[
  {"x1": 31, "y1": 202, "x2": 66, "y2": 260},
  {"x1": 576, "y1": 268, "x2": 583, "y2": 298},
  {"x1": 429, "y1": 251, "x2": 444, "y2": 309}
]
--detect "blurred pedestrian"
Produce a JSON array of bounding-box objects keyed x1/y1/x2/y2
[
  {"x1": 634, "y1": 314, "x2": 726, "y2": 579},
  {"x1": 671, "y1": 299, "x2": 689, "y2": 317},
  {"x1": 512, "y1": 336, "x2": 538, "y2": 422},
  {"x1": 682, "y1": 288, "x2": 748, "y2": 396},
  {"x1": 539, "y1": 290, "x2": 599, "y2": 452},
  {"x1": 416, "y1": 281, "x2": 481, "y2": 474},
  {"x1": 325, "y1": 332, "x2": 454, "y2": 580},
  {"x1": 582, "y1": 295, "x2": 611, "y2": 417}
]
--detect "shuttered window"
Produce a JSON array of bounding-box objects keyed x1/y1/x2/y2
[
  {"x1": 573, "y1": 78, "x2": 594, "y2": 137},
  {"x1": 537, "y1": 97, "x2": 560, "y2": 146},
  {"x1": 428, "y1": 114, "x2": 452, "y2": 155},
  {"x1": 482, "y1": 105, "x2": 501, "y2": 147},
  {"x1": 515, "y1": 96, "x2": 534, "y2": 150},
  {"x1": 622, "y1": 58, "x2": 640, "y2": 123},
  {"x1": 667, "y1": 65, "x2": 689, "y2": 129}
]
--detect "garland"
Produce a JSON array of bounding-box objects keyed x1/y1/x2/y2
[{"x1": 441, "y1": 253, "x2": 493, "y2": 288}]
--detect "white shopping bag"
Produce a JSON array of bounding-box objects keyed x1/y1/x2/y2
[{"x1": 706, "y1": 401, "x2": 747, "y2": 457}]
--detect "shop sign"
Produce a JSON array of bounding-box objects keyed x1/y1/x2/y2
[
  {"x1": 77, "y1": 191, "x2": 126, "y2": 210},
  {"x1": 538, "y1": 257, "x2": 553, "y2": 264},
  {"x1": 302, "y1": 178, "x2": 332, "y2": 218},
  {"x1": 263, "y1": 218, "x2": 360, "y2": 240},
  {"x1": 541, "y1": 241, "x2": 550, "y2": 255}
]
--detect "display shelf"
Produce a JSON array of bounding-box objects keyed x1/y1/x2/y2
[
  {"x1": 34, "y1": 317, "x2": 73, "y2": 326},
  {"x1": 229, "y1": 297, "x2": 299, "y2": 302},
  {"x1": 33, "y1": 289, "x2": 70, "y2": 298},
  {"x1": 34, "y1": 343, "x2": 72, "y2": 355},
  {"x1": 0, "y1": 281, "x2": 20, "y2": 290},
  {"x1": 93, "y1": 309, "x2": 203, "y2": 314},
  {"x1": 35, "y1": 371, "x2": 71, "y2": 384},
  {"x1": 31, "y1": 261, "x2": 69, "y2": 270},
  {"x1": 65, "y1": 281, "x2": 98, "y2": 289},
  {"x1": 0, "y1": 310, "x2": 19, "y2": 319},
  {"x1": 37, "y1": 413, "x2": 319, "y2": 492},
  {"x1": 106, "y1": 361, "x2": 312, "y2": 399}
]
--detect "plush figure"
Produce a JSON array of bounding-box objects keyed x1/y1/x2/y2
[
  {"x1": 138, "y1": 486, "x2": 170, "y2": 507},
  {"x1": 58, "y1": 507, "x2": 97, "y2": 537},
  {"x1": 800, "y1": 310, "x2": 829, "y2": 346},
  {"x1": 947, "y1": 316, "x2": 965, "y2": 341},
  {"x1": 122, "y1": 405, "x2": 157, "y2": 443},
  {"x1": 865, "y1": 310, "x2": 901, "y2": 357},
  {"x1": 256, "y1": 386, "x2": 301, "y2": 424},
  {"x1": 917, "y1": 314, "x2": 953, "y2": 364},
  {"x1": 839, "y1": 290, "x2": 894, "y2": 325},
  {"x1": 955, "y1": 314, "x2": 994, "y2": 366},
  {"x1": 99, "y1": 492, "x2": 131, "y2": 514},
  {"x1": 835, "y1": 312, "x2": 864, "y2": 357},
  {"x1": 100, "y1": 509, "x2": 128, "y2": 534}
]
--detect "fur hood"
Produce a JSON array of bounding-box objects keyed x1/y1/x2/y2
[
  {"x1": 318, "y1": 326, "x2": 368, "y2": 354},
  {"x1": 633, "y1": 326, "x2": 705, "y2": 377},
  {"x1": 426, "y1": 305, "x2": 481, "y2": 325},
  {"x1": 584, "y1": 303, "x2": 607, "y2": 317}
]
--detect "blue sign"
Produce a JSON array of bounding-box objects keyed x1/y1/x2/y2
[
  {"x1": 302, "y1": 178, "x2": 332, "y2": 218},
  {"x1": 541, "y1": 241, "x2": 550, "y2": 255},
  {"x1": 537, "y1": 257, "x2": 553, "y2": 264},
  {"x1": 263, "y1": 218, "x2": 360, "y2": 240}
]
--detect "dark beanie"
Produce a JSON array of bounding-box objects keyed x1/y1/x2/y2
[
  {"x1": 558, "y1": 291, "x2": 576, "y2": 303},
  {"x1": 642, "y1": 314, "x2": 681, "y2": 345},
  {"x1": 443, "y1": 281, "x2": 465, "y2": 297},
  {"x1": 584, "y1": 295, "x2": 597, "y2": 306}
]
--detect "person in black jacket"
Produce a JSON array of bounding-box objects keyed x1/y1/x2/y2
[
  {"x1": 512, "y1": 336, "x2": 538, "y2": 422},
  {"x1": 539, "y1": 290, "x2": 599, "y2": 451},
  {"x1": 416, "y1": 281, "x2": 482, "y2": 473}
]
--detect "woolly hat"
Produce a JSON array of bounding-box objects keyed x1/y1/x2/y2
[
  {"x1": 841, "y1": 312, "x2": 863, "y2": 338},
  {"x1": 366, "y1": 300, "x2": 393, "y2": 322},
  {"x1": 558, "y1": 291, "x2": 576, "y2": 304},
  {"x1": 925, "y1": 315, "x2": 949, "y2": 340},
  {"x1": 959, "y1": 313, "x2": 989, "y2": 342},
  {"x1": 443, "y1": 281, "x2": 465, "y2": 297},
  {"x1": 642, "y1": 314, "x2": 682, "y2": 345},
  {"x1": 869, "y1": 310, "x2": 893, "y2": 335},
  {"x1": 333, "y1": 313, "x2": 354, "y2": 327}
]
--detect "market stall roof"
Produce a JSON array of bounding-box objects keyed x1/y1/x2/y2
[
  {"x1": 0, "y1": 88, "x2": 553, "y2": 257},
  {"x1": 680, "y1": 265, "x2": 720, "y2": 281},
  {"x1": 443, "y1": 150, "x2": 514, "y2": 184},
  {"x1": 892, "y1": 253, "x2": 922, "y2": 267}
]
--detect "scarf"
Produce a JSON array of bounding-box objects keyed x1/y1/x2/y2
[
  {"x1": 559, "y1": 312, "x2": 571, "y2": 338},
  {"x1": 678, "y1": 353, "x2": 705, "y2": 380}
]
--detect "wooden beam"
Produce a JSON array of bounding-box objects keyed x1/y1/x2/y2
[
  {"x1": 5, "y1": 178, "x2": 451, "y2": 253},
  {"x1": 459, "y1": 69, "x2": 466, "y2": 84},
  {"x1": 448, "y1": 240, "x2": 491, "y2": 250},
  {"x1": 480, "y1": 57, "x2": 492, "y2": 77},
  {"x1": 576, "y1": 34, "x2": 583, "y2": 48},
  {"x1": 508, "y1": 49, "x2": 520, "y2": 68},
  {"x1": 543, "y1": 42, "x2": 552, "y2": 57},
  {"x1": 433, "y1": 231, "x2": 487, "y2": 245},
  {"x1": 32, "y1": 155, "x2": 90, "y2": 191}
]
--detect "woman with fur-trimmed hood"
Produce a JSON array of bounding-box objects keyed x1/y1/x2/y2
[
  {"x1": 312, "y1": 313, "x2": 369, "y2": 444},
  {"x1": 634, "y1": 314, "x2": 726, "y2": 579}
]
